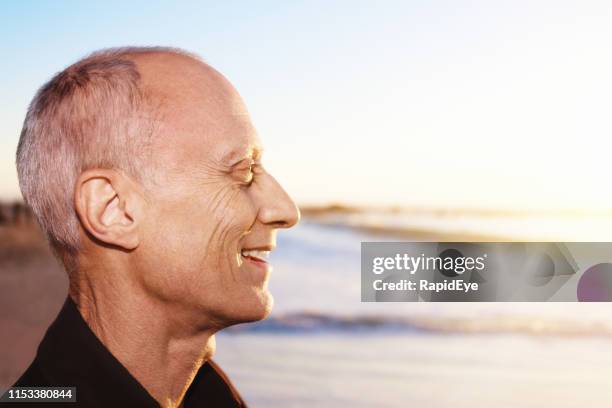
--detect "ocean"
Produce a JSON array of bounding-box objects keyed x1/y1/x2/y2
[
  {"x1": 213, "y1": 219, "x2": 612, "y2": 407},
  {"x1": 216, "y1": 332, "x2": 612, "y2": 408}
]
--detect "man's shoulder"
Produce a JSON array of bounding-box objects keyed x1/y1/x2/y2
[{"x1": 12, "y1": 359, "x2": 49, "y2": 388}]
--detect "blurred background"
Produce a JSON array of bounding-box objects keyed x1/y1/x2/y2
[{"x1": 2, "y1": 1, "x2": 612, "y2": 406}]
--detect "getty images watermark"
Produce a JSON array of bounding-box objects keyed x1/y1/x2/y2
[{"x1": 361, "y1": 242, "x2": 612, "y2": 302}]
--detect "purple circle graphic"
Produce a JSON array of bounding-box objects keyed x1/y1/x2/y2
[{"x1": 577, "y1": 263, "x2": 612, "y2": 302}]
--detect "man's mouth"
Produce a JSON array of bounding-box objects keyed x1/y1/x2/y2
[
  {"x1": 240, "y1": 246, "x2": 274, "y2": 282},
  {"x1": 241, "y1": 249, "x2": 271, "y2": 264}
]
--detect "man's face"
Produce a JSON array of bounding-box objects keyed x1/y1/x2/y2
[{"x1": 134, "y1": 56, "x2": 299, "y2": 327}]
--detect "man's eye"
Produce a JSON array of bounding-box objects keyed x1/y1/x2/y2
[
  {"x1": 242, "y1": 163, "x2": 258, "y2": 186},
  {"x1": 231, "y1": 160, "x2": 260, "y2": 186},
  {"x1": 245, "y1": 166, "x2": 254, "y2": 185}
]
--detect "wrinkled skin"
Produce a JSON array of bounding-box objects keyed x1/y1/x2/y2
[{"x1": 132, "y1": 53, "x2": 300, "y2": 328}]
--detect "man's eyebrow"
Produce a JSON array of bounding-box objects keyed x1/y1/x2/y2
[{"x1": 252, "y1": 146, "x2": 263, "y2": 160}]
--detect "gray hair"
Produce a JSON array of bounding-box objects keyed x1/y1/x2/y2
[{"x1": 16, "y1": 46, "x2": 196, "y2": 270}]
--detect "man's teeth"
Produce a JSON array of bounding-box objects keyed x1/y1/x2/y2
[{"x1": 241, "y1": 250, "x2": 271, "y2": 261}]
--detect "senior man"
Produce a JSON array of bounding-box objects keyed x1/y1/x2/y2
[{"x1": 10, "y1": 47, "x2": 299, "y2": 407}]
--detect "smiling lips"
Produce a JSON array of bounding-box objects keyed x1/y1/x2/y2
[{"x1": 241, "y1": 249, "x2": 271, "y2": 264}]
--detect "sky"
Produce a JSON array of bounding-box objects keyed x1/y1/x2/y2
[{"x1": 1, "y1": 1, "x2": 612, "y2": 211}]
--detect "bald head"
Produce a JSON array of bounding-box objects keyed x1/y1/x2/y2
[
  {"x1": 16, "y1": 47, "x2": 220, "y2": 268},
  {"x1": 132, "y1": 52, "x2": 258, "y2": 180}
]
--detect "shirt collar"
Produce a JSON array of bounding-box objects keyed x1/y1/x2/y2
[
  {"x1": 37, "y1": 297, "x2": 160, "y2": 406},
  {"x1": 34, "y1": 297, "x2": 246, "y2": 407}
]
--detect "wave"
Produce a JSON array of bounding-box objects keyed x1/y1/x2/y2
[
  {"x1": 226, "y1": 311, "x2": 612, "y2": 337},
  {"x1": 299, "y1": 206, "x2": 612, "y2": 241}
]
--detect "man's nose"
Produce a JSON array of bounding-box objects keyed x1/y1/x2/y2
[{"x1": 257, "y1": 174, "x2": 300, "y2": 229}]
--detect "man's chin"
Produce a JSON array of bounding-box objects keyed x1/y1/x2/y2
[
  {"x1": 220, "y1": 290, "x2": 274, "y2": 327},
  {"x1": 244, "y1": 290, "x2": 274, "y2": 322},
  {"x1": 259, "y1": 291, "x2": 274, "y2": 319}
]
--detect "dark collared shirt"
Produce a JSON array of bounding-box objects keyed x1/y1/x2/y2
[{"x1": 7, "y1": 297, "x2": 247, "y2": 407}]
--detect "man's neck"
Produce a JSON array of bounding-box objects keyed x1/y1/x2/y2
[{"x1": 69, "y1": 270, "x2": 217, "y2": 407}]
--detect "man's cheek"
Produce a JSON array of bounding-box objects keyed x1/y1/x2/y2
[
  {"x1": 207, "y1": 181, "x2": 240, "y2": 206},
  {"x1": 211, "y1": 188, "x2": 256, "y2": 228}
]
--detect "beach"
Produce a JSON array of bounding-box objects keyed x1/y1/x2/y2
[
  {"x1": 216, "y1": 332, "x2": 612, "y2": 408},
  {"x1": 216, "y1": 215, "x2": 612, "y2": 407},
  {"x1": 2, "y1": 205, "x2": 612, "y2": 406}
]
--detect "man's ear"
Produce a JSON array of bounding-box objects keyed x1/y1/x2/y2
[{"x1": 74, "y1": 169, "x2": 144, "y2": 250}]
